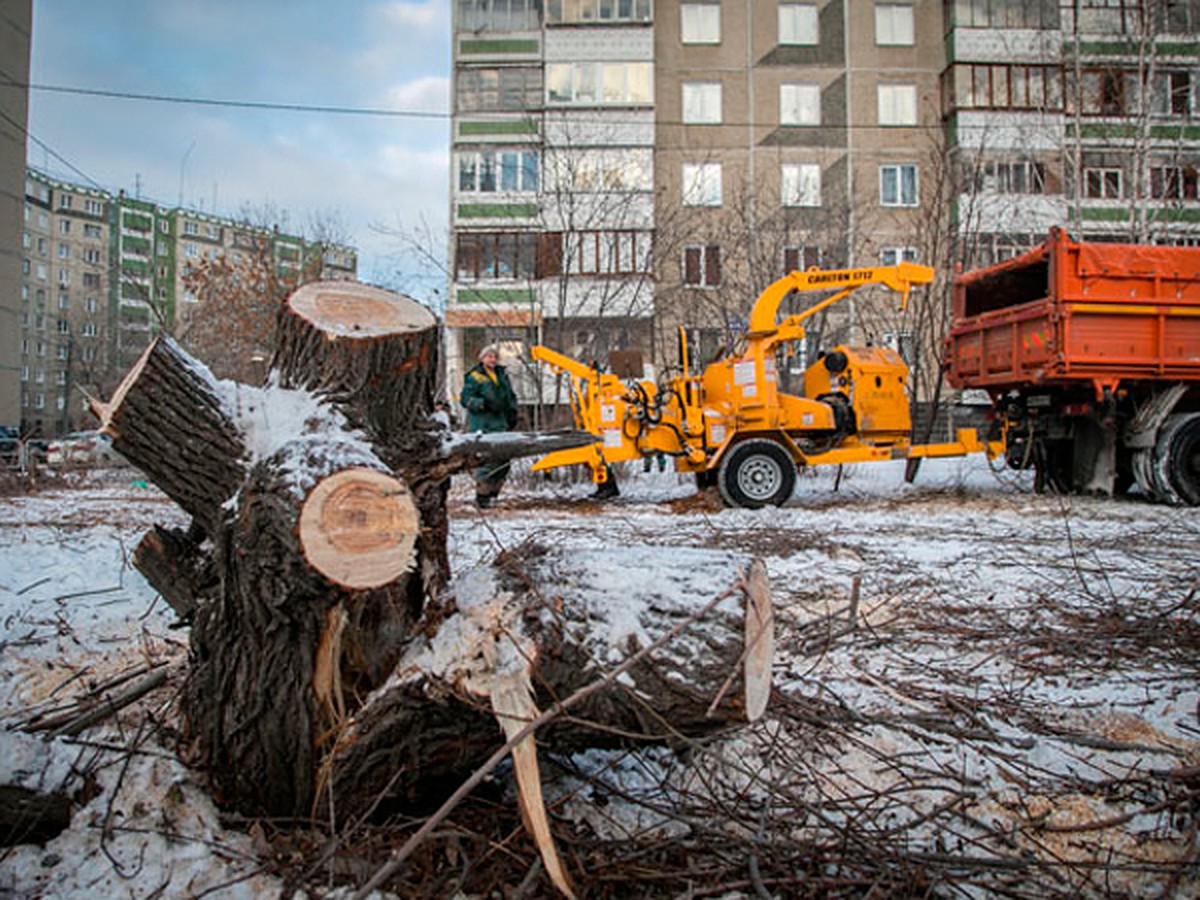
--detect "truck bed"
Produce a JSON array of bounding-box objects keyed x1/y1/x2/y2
[{"x1": 945, "y1": 229, "x2": 1200, "y2": 392}]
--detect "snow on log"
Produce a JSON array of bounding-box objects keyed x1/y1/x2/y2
[
  {"x1": 323, "y1": 543, "x2": 773, "y2": 818},
  {"x1": 90, "y1": 336, "x2": 247, "y2": 533},
  {"x1": 271, "y1": 281, "x2": 439, "y2": 447}
]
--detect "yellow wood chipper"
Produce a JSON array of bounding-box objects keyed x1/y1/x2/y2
[{"x1": 531, "y1": 262, "x2": 1004, "y2": 508}]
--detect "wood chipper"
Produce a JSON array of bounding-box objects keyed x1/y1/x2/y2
[{"x1": 531, "y1": 262, "x2": 1004, "y2": 508}]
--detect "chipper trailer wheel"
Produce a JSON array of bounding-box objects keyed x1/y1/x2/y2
[{"x1": 718, "y1": 439, "x2": 797, "y2": 509}]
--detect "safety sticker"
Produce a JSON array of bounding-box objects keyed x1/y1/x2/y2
[
  {"x1": 734, "y1": 361, "x2": 756, "y2": 385},
  {"x1": 602, "y1": 429, "x2": 623, "y2": 448},
  {"x1": 600, "y1": 404, "x2": 617, "y2": 423}
]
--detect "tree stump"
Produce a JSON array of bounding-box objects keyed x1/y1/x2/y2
[{"x1": 90, "y1": 277, "x2": 773, "y2": 864}]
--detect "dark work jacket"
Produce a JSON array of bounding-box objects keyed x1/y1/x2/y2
[{"x1": 460, "y1": 363, "x2": 518, "y2": 432}]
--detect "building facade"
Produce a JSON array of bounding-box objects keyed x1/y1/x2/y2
[
  {"x1": 0, "y1": 0, "x2": 32, "y2": 431},
  {"x1": 445, "y1": 0, "x2": 1200, "y2": 415},
  {"x1": 18, "y1": 169, "x2": 357, "y2": 437}
]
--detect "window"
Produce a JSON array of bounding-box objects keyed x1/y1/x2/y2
[
  {"x1": 972, "y1": 160, "x2": 1047, "y2": 194},
  {"x1": 682, "y1": 163, "x2": 722, "y2": 206},
  {"x1": 86, "y1": 296, "x2": 98, "y2": 313},
  {"x1": 82, "y1": 346, "x2": 96, "y2": 363},
  {"x1": 461, "y1": 0, "x2": 545, "y2": 29},
  {"x1": 459, "y1": 149, "x2": 540, "y2": 193},
  {"x1": 781, "y1": 163, "x2": 822, "y2": 206},
  {"x1": 58, "y1": 194, "x2": 73, "y2": 210},
  {"x1": 683, "y1": 245, "x2": 722, "y2": 287},
  {"x1": 84, "y1": 224, "x2": 102, "y2": 238},
  {"x1": 458, "y1": 66, "x2": 542, "y2": 111},
  {"x1": 83, "y1": 273, "x2": 101, "y2": 288},
  {"x1": 58, "y1": 293, "x2": 68, "y2": 310},
  {"x1": 206, "y1": 225, "x2": 220, "y2": 240},
  {"x1": 1152, "y1": 71, "x2": 1192, "y2": 116},
  {"x1": 1150, "y1": 166, "x2": 1199, "y2": 199},
  {"x1": 56, "y1": 319, "x2": 68, "y2": 334},
  {"x1": 783, "y1": 246, "x2": 822, "y2": 273},
  {"x1": 36, "y1": 262, "x2": 47, "y2": 281},
  {"x1": 546, "y1": 148, "x2": 653, "y2": 191},
  {"x1": 875, "y1": 4, "x2": 914, "y2": 45},
  {"x1": 881, "y1": 247, "x2": 918, "y2": 266},
  {"x1": 545, "y1": 0, "x2": 653, "y2": 23},
  {"x1": 779, "y1": 3, "x2": 819, "y2": 44},
  {"x1": 34, "y1": 393, "x2": 45, "y2": 410},
  {"x1": 57, "y1": 243, "x2": 70, "y2": 260},
  {"x1": 56, "y1": 344, "x2": 67, "y2": 360},
  {"x1": 880, "y1": 164, "x2": 919, "y2": 206},
  {"x1": 84, "y1": 198, "x2": 103, "y2": 216},
  {"x1": 546, "y1": 62, "x2": 652, "y2": 104},
  {"x1": 1084, "y1": 167, "x2": 1122, "y2": 198},
  {"x1": 780, "y1": 83, "x2": 821, "y2": 125},
  {"x1": 58, "y1": 220, "x2": 71, "y2": 234},
  {"x1": 455, "y1": 232, "x2": 543, "y2": 281},
  {"x1": 682, "y1": 82, "x2": 722, "y2": 124},
  {"x1": 84, "y1": 248, "x2": 102, "y2": 264},
  {"x1": 81, "y1": 322, "x2": 98, "y2": 337},
  {"x1": 552, "y1": 230, "x2": 653, "y2": 275},
  {"x1": 57, "y1": 269, "x2": 69, "y2": 287},
  {"x1": 878, "y1": 84, "x2": 917, "y2": 125},
  {"x1": 19, "y1": 366, "x2": 27, "y2": 382},
  {"x1": 1078, "y1": 70, "x2": 1125, "y2": 115},
  {"x1": 184, "y1": 242, "x2": 198, "y2": 259},
  {"x1": 183, "y1": 221, "x2": 199, "y2": 236},
  {"x1": 681, "y1": 3, "x2": 720, "y2": 42}
]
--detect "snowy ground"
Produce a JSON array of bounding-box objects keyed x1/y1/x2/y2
[{"x1": 0, "y1": 458, "x2": 1196, "y2": 897}]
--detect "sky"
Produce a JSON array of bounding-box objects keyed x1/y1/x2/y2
[{"x1": 24, "y1": 1, "x2": 452, "y2": 304}]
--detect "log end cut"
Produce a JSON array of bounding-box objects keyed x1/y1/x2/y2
[
  {"x1": 287, "y1": 281, "x2": 436, "y2": 339},
  {"x1": 299, "y1": 468, "x2": 419, "y2": 589}
]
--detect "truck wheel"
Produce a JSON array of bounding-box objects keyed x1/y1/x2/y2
[
  {"x1": 1133, "y1": 413, "x2": 1200, "y2": 506},
  {"x1": 1160, "y1": 413, "x2": 1200, "y2": 506},
  {"x1": 718, "y1": 439, "x2": 796, "y2": 509}
]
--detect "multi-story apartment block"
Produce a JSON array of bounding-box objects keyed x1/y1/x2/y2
[
  {"x1": 944, "y1": 0, "x2": 1200, "y2": 267},
  {"x1": 21, "y1": 171, "x2": 112, "y2": 436},
  {"x1": 19, "y1": 170, "x2": 358, "y2": 436},
  {"x1": 0, "y1": 1, "x2": 32, "y2": 432},
  {"x1": 447, "y1": 0, "x2": 1200, "y2": 416}
]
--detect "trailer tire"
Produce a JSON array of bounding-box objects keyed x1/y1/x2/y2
[{"x1": 718, "y1": 439, "x2": 796, "y2": 509}]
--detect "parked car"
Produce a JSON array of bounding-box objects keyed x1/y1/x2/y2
[{"x1": 46, "y1": 431, "x2": 124, "y2": 467}]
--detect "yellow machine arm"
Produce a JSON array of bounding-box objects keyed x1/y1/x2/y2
[{"x1": 748, "y1": 262, "x2": 934, "y2": 346}]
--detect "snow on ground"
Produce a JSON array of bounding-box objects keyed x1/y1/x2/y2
[{"x1": 0, "y1": 458, "x2": 1197, "y2": 897}]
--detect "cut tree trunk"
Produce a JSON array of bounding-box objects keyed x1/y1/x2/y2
[
  {"x1": 271, "y1": 281, "x2": 439, "y2": 454},
  {"x1": 325, "y1": 543, "x2": 772, "y2": 818},
  {"x1": 91, "y1": 336, "x2": 248, "y2": 535},
  {"x1": 185, "y1": 440, "x2": 429, "y2": 817}
]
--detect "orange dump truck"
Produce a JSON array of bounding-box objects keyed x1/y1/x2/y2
[{"x1": 944, "y1": 227, "x2": 1200, "y2": 505}]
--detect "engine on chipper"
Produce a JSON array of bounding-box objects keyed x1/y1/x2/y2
[{"x1": 532, "y1": 263, "x2": 1002, "y2": 508}]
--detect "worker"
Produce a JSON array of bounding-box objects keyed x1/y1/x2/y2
[{"x1": 460, "y1": 344, "x2": 519, "y2": 509}]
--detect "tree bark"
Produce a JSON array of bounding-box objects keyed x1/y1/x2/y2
[
  {"x1": 325, "y1": 544, "x2": 771, "y2": 819},
  {"x1": 183, "y1": 441, "x2": 427, "y2": 817},
  {"x1": 90, "y1": 336, "x2": 247, "y2": 534},
  {"x1": 271, "y1": 281, "x2": 439, "y2": 449}
]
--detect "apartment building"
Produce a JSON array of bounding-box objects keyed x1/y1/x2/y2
[
  {"x1": 447, "y1": 0, "x2": 1200, "y2": 413},
  {"x1": 944, "y1": 0, "x2": 1200, "y2": 267},
  {"x1": 0, "y1": 0, "x2": 32, "y2": 431},
  {"x1": 20, "y1": 171, "x2": 111, "y2": 436},
  {"x1": 19, "y1": 170, "x2": 358, "y2": 436}
]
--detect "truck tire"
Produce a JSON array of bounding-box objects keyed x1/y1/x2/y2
[
  {"x1": 1133, "y1": 412, "x2": 1200, "y2": 506},
  {"x1": 718, "y1": 439, "x2": 796, "y2": 509}
]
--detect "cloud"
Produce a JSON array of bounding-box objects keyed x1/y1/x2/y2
[
  {"x1": 378, "y1": 1, "x2": 447, "y2": 31},
  {"x1": 385, "y1": 76, "x2": 449, "y2": 114}
]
